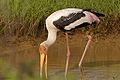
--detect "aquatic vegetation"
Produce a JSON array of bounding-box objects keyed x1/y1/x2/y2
[{"x1": 0, "y1": 0, "x2": 120, "y2": 38}]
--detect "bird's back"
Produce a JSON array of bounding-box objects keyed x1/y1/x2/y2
[
  {"x1": 46, "y1": 8, "x2": 83, "y2": 22},
  {"x1": 46, "y1": 8, "x2": 104, "y2": 32},
  {"x1": 46, "y1": 8, "x2": 83, "y2": 31}
]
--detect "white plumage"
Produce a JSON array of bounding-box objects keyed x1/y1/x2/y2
[{"x1": 42, "y1": 8, "x2": 101, "y2": 48}]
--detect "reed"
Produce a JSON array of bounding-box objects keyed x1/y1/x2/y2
[{"x1": 0, "y1": 0, "x2": 120, "y2": 38}]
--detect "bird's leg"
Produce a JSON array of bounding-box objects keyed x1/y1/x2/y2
[
  {"x1": 78, "y1": 35, "x2": 92, "y2": 78},
  {"x1": 79, "y1": 35, "x2": 92, "y2": 67},
  {"x1": 80, "y1": 66, "x2": 84, "y2": 80},
  {"x1": 65, "y1": 32, "x2": 71, "y2": 78}
]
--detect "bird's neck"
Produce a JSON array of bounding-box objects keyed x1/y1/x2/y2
[{"x1": 41, "y1": 30, "x2": 57, "y2": 49}]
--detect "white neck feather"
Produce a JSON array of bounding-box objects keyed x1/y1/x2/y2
[{"x1": 41, "y1": 29, "x2": 57, "y2": 49}]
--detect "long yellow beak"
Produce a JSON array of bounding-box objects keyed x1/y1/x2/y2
[{"x1": 39, "y1": 45, "x2": 48, "y2": 79}]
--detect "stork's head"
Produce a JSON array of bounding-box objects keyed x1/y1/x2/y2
[
  {"x1": 39, "y1": 41, "x2": 48, "y2": 55},
  {"x1": 39, "y1": 42, "x2": 48, "y2": 78},
  {"x1": 39, "y1": 44, "x2": 47, "y2": 55}
]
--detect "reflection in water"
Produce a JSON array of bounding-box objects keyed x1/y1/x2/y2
[
  {"x1": 49, "y1": 64, "x2": 120, "y2": 80},
  {"x1": 0, "y1": 36, "x2": 120, "y2": 80}
]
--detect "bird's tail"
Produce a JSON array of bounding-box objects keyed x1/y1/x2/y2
[{"x1": 83, "y1": 9, "x2": 105, "y2": 17}]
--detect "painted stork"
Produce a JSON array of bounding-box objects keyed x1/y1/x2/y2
[{"x1": 39, "y1": 8, "x2": 105, "y2": 78}]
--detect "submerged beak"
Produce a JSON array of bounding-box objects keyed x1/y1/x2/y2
[{"x1": 39, "y1": 45, "x2": 48, "y2": 79}]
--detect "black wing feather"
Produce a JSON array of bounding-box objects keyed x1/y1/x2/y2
[{"x1": 53, "y1": 12, "x2": 85, "y2": 31}]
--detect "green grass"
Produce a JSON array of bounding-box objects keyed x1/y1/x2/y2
[
  {"x1": 0, "y1": 0, "x2": 120, "y2": 38},
  {"x1": 0, "y1": 59, "x2": 41, "y2": 80}
]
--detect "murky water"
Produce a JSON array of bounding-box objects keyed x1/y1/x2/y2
[
  {"x1": 48, "y1": 64, "x2": 120, "y2": 80},
  {"x1": 0, "y1": 35, "x2": 120, "y2": 80}
]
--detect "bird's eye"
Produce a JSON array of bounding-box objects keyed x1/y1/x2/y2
[{"x1": 43, "y1": 47, "x2": 46, "y2": 50}]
